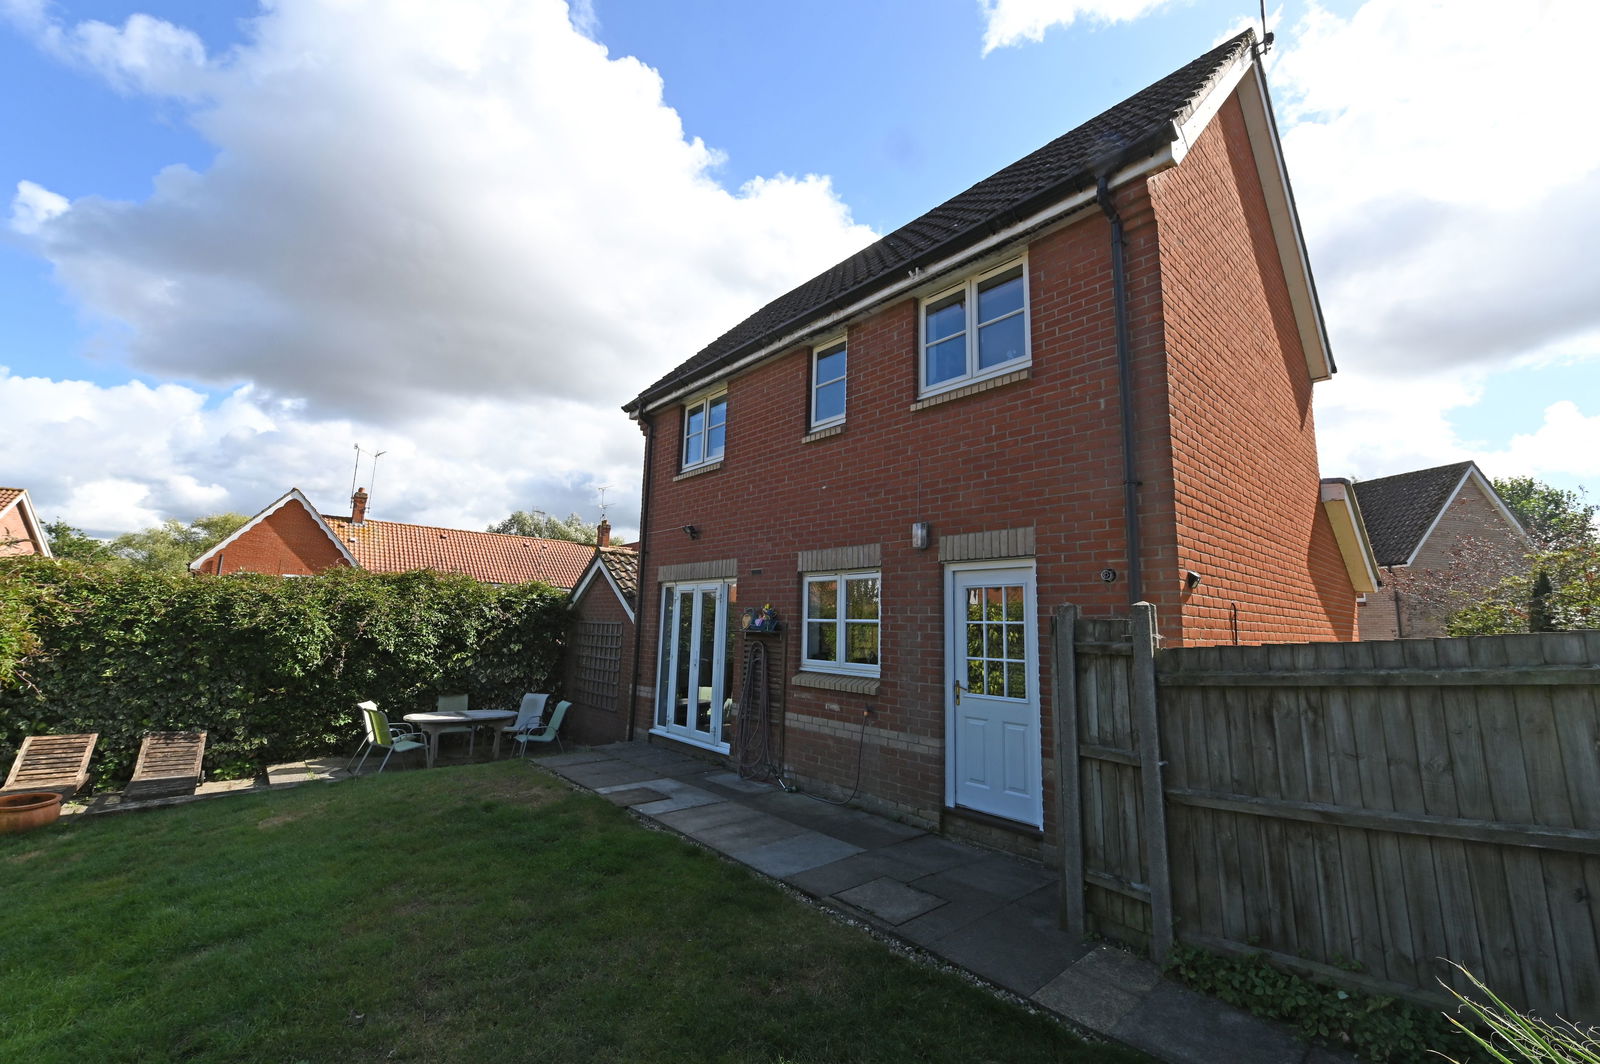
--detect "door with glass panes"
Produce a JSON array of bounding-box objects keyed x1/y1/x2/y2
[
  {"x1": 655, "y1": 582, "x2": 735, "y2": 748},
  {"x1": 945, "y1": 562, "x2": 1042, "y2": 826}
]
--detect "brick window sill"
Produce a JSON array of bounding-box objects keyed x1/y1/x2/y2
[
  {"x1": 909, "y1": 367, "x2": 1031, "y2": 412},
  {"x1": 673, "y1": 460, "x2": 723, "y2": 482},
  {"x1": 791, "y1": 671, "x2": 880, "y2": 696},
  {"x1": 801, "y1": 424, "x2": 844, "y2": 444}
]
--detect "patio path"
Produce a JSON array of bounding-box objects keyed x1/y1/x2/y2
[{"x1": 539, "y1": 741, "x2": 1355, "y2": 1064}]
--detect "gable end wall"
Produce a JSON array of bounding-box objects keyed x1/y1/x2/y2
[{"x1": 210, "y1": 499, "x2": 353, "y2": 576}]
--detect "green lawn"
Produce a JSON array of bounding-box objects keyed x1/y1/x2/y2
[{"x1": 1, "y1": 761, "x2": 1142, "y2": 1063}]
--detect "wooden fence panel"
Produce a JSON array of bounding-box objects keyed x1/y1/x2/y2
[{"x1": 1151, "y1": 630, "x2": 1600, "y2": 1022}]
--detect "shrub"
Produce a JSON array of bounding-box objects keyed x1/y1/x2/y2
[{"x1": 0, "y1": 557, "x2": 569, "y2": 783}]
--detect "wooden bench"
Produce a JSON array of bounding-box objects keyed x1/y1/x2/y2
[
  {"x1": 124, "y1": 731, "x2": 207, "y2": 801},
  {"x1": 2, "y1": 733, "x2": 99, "y2": 798}
]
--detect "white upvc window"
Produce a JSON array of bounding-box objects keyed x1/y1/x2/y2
[
  {"x1": 919, "y1": 259, "x2": 1029, "y2": 396},
  {"x1": 803, "y1": 570, "x2": 880, "y2": 675},
  {"x1": 682, "y1": 392, "x2": 727, "y2": 470},
  {"x1": 810, "y1": 337, "x2": 847, "y2": 430}
]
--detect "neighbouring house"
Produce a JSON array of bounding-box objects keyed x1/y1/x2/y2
[
  {"x1": 618, "y1": 30, "x2": 1378, "y2": 846},
  {"x1": 564, "y1": 518, "x2": 640, "y2": 745},
  {"x1": 189, "y1": 487, "x2": 594, "y2": 588},
  {"x1": 1352, "y1": 461, "x2": 1531, "y2": 639},
  {"x1": 0, "y1": 488, "x2": 52, "y2": 557}
]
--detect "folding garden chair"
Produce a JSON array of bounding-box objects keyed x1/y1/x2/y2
[
  {"x1": 511, "y1": 700, "x2": 570, "y2": 757},
  {"x1": 348, "y1": 701, "x2": 427, "y2": 774},
  {"x1": 498, "y1": 693, "x2": 550, "y2": 753},
  {"x1": 2, "y1": 733, "x2": 99, "y2": 798}
]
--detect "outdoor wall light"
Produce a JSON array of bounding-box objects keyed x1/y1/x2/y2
[
  {"x1": 682, "y1": 525, "x2": 699, "y2": 539},
  {"x1": 911, "y1": 522, "x2": 931, "y2": 550},
  {"x1": 1184, "y1": 570, "x2": 1203, "y2": 591}
]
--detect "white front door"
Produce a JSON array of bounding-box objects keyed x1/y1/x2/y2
[{"x1": 946, "y1": 562, "x2": 1042, "y2": 826}]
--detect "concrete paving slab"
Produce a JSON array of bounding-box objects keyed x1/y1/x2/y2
[
  {"x1": 730, "y1": 832, "x2": 864, "y2": 878},
  {"x1": 928, "y1": 854, "x2": 1053, "y2": 902},
  {"x1": 691, "y1": 812, "x2": 810, "y2": 853},
  {"x1": 652, "y1": 800, "x2": 755, "y2": 834},
  {"x1": 599, "y1": 786, "x2": 670, "y2": 807},
  {"x1": 195, "y1": 777, "x2": 260, "y2": 795},
  {"x1": 1032, "y1": 967, "x2": 1143, "y2": 1034},
  {"x1": 893, "y1": 892, "x2": 1013, "y2": 946},
  {"x1": 699, "y1": 771, "x2": 774, "y2": 794},
  {"x1": 782, "y1": 850, "x2": 919, "y2": 897},
  {"x1": 1069, "y1": 944, "x2": 1162, "y2": 994},
  {"x1": 1111, "y1": 981, "x2": 1309, "y2": 1064},
  {"x1": 635, "y1": 789, "x2": 723, "y2": 815},
  {"x1": 870, "y1": 834, "x2": 985, "y2": 878},
  {"x1": 931, "y1": 902, "x2": 1092, "y2": 996},
  {"x1": 835, "y1": 877, "x2": 946, "y2": 926},
  {"x1": 537, "y1": 750, "x2": 618, "y2": 767},
  {"x1": 557, "y1": 764, "x2": 665, "y2": 789}
]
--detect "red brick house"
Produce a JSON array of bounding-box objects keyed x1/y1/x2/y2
[
  {"x1": 1352, "y1": 461, "x2": 1530, "y2": 639},
  {"x1": 619, "y1": 32, "x2": 1375, "y2": 841},
  {"x1": 564, "y1": 519, "x2": 640, "y2": 744},
  {"x1": 0, "y1": 488, "x2": 51, "y2": 557},
  {"x1": 189, "y1": 487, "x2": 593, "y2": 588}
]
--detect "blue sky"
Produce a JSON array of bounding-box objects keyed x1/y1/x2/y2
[{"x1": 1, "y1": 0, "x2": 1595, "y2": 537}]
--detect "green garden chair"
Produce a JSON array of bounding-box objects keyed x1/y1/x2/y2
[
  {"x1": 511, "y1": 700, "x2": 570, "y2": 757},
  {"x1": 348, "y1": 701, "x2": 427, "y2": 774}
]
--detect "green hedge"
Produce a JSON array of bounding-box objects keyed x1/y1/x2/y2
[{"x1": 0, "y1": 558, "x2": 569, "y2": 784}]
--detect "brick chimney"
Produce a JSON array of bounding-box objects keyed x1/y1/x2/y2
[
  {"x1": 351, "y1": 487, "x2": 369, "y2": 525},
  {"x1": 596, "y1": 518, "x2": 611, "y2": 548}
]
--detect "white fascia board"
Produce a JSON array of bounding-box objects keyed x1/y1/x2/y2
[
  {"x1": 1320, "y1": 478, "x2": 1381, "y2": 593},
  {"x1": 1233, "y1": 64, "x2": 1335, "y2": 383},
  {"x1": 1404, "y1": 464, "x2": 1531, "y2": 567},
  {"x1": 639, "y1": 152, "x2": 1175, "y2": 416},
  {"x1": 569, "y1": 554, "x2": 637, "y2": 622},
  {"x1": 189, "y1": 487, "x2": 360, "y2": 571},
  {"x1": 1170, "y1": 47, "x2": 1253, "y2": 166},
  {"x1": 10, "y1": 491, "x2": 52, "y2": 558}
]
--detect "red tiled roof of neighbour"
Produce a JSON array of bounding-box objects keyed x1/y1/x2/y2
[
  {"x1": 320, "y1": 515, "x2": 595, "y2": 588},
  {"x1": 0, "y1": 488, "x2": 23, "y2": 512}
]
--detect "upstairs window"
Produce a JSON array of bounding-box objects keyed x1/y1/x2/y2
[
  {"x1": 682, "y1": 393, "x2": 727, "y2": 469},
  {"x1": 803, "y1": 570, "x2": 881, "y2": 674},
  {"x1": 810, "y1": 338, "x2": 847, "y2": 430},
  {"x1": 920, "y1": 260, "x2": 1028, "y2": 395}
]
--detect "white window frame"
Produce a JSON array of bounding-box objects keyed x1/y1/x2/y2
[
  {"x1": 918, "y1": 257, "x2": 1030, "y2": 398},
  {"x1": 802, "y1": 569, "x2": 881, "y2": 676},
  {"x1": 681, "y1": 391, "x2": 727, "y2": 470},
  {"x1": 809, "y1": 335, "x2": 848, "y2": 430}
]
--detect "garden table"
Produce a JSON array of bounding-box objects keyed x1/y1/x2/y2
[{"x1": 402, "y1": 710, "x2": 517, "y2": 767}]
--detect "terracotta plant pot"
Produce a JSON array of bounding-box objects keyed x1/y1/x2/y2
[{"x1": 0, "y1": 791, "x2": 64, "y2": 835}]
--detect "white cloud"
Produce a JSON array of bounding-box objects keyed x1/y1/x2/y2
[
  {"x1": 9, "y1": 180, "x2": 68, "y2": 235},
  {"x1": 0, "y1": 369, "x2": 651, "y2": 539},
  {"x1": 7, "y1": 0, "x2": 875, "y2": 423},
  {"x1": 1478, "y1": 402, "x2": 1600, "y2": 487},
  {"x1": 978, "y1": 0, "x2": 1174, "y2": 54},
  {"x1": 2, "y1": 0, "x2": 879, "y2": 537}
]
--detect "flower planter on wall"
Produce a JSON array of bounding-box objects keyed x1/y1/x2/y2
[{"x1": 0, "y1": 792, "x2": 64, "y2": 834}]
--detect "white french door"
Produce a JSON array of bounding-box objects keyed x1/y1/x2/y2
[
  {"x1": 945, "y1": 562, "x2": 1042, "y2": 827},
  {"x1": 655, "y1": 581, "x2": 734, "y2": 749}
]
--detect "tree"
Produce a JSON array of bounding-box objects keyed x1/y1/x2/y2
[
  {"x1": 43, "y1": 521, "x2": 121, "y2": 564},
  {"x1": 1447, "y1": 541, "x2": 1600, "y2": 635},
  {"x1": 1492, "y1": 476, "x2": 1596, "y2": 550},
  {"x1": 487, "y1": 510, "x2": 597, "y2": 544},
  {"x1": 110, "y1": 512, "x2": 251, "y2": 572}
]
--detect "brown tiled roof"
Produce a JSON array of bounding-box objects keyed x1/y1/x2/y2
[
  {"x1": 625, "y1": 31, "x2": 1256, "y2": 413},
  {"x1": 320, "y1": 515, "x2": 594, "y2": 588},
  {"x1": 1351, "y1": 462, "x2": 1476, "y2": 567},
  {"x1": 597, "y1": 546, "x2": 639, "y2": 605},
  {"x1": 0, "y1": 488, "x2": 23, "y2": 512}
]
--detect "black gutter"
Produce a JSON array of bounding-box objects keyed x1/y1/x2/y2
[
  {"x1": 624, "y1": 414, "x2": 655, "y2": 742},
  {"x1": 1097, "y1": 174, "x2": 1144, "y2": 607}
]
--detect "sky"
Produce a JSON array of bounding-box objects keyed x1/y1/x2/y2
[{"x1": 2, "y1": 0, "x2": 1597, "y2": 541}]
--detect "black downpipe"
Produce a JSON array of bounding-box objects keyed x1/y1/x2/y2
[
  {"x1": 624, "y1": 414, "x2": 655, "y2": 742},
  {"x1": 1097, "y1": 175, "x2": 1144, "y2": 607}
]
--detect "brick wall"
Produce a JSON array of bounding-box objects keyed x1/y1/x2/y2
[
  {"x1": 565, "y1": 568, "x2": 635, "y2": 745},
  {"x1": 0, "y1": 507, "x2": 42, "y2": 556},
  {"x1": 209, "y1": 499, "x2": 352, "y2": 576},
  {"x1": 1363, "y1": 477, "x2": 1529, "y2": 639},
  {"x1": 1147, "y1": 95, "x2": 1357, "y2": 646},
  {"x1": 625, "y1": 90, "x2": 1353, "y2": 837}
]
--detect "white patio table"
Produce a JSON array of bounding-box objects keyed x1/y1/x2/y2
[{"x1": 402, "y1": 709, "x2": 517, "y2": 768}]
